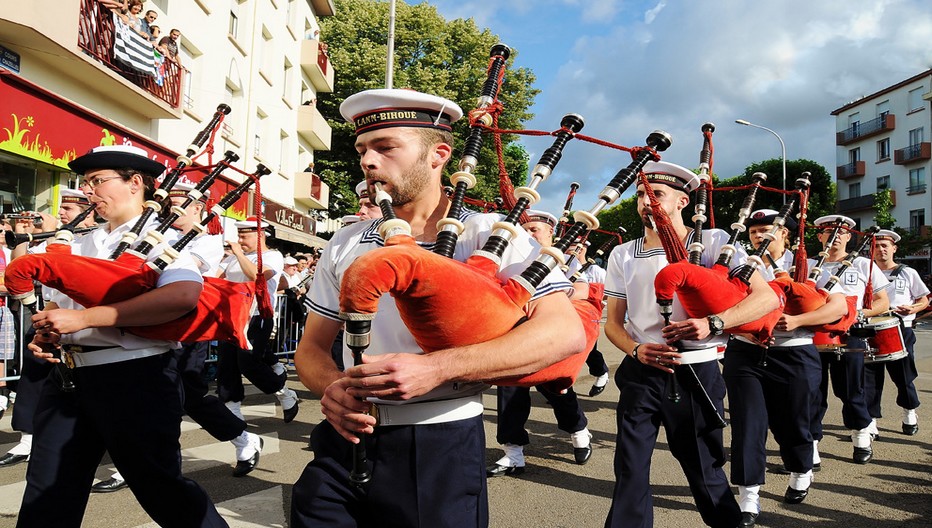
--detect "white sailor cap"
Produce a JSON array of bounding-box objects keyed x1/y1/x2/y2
[
  {"x1": 234, "y1": 215, "x2": 270, "y2": 231},
  {"x1": 340, "y1": 88, "x2": 463, "y2": 136},
  {"x1": 60, "y1": 187, "x2": 90, "y2": 206},
  {"x1": 355, "y1": 180, "x2": 370, "y2": 199},
  {"x1": 640, "y1": 161, "x2": 701, "y2": 193},
  {"x1": 875, "y1": 229, "x2": 901, "y2": 243},
  {"x1": 166, "y1": 181, "x2": 210, "y2": 202},
  {"x1": 748, "y1": 208, "x2": 798, "y2": 231},
  {"x1": 341, "y1": 214, "x2": 362, "y2": 225},
  {"x1": 813, "y1": 215, "x2": 856, "y2": 230},
  {"x1": 70, "y1": 145, "x2": 165, "y2": 176},
  {"x1": 523, "y1": 209, "x2": 558, "y2": 228}
]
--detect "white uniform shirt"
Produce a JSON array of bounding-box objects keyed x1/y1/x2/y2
[
  {"x1": 756, "y1": 249, "x2": 813, "y2": 341},
  {"x1": 48, "y1": 214, "x2": 203, "y2": 357},
  {"x1": 809, "y1": 256, "x2": 889, "y2": 310},
  {"x1": 307, "y1": 210, "x2": 573, "y2": 404},
  {"x1": 582, "y1": 263, "x2": 607, "y2": 285},
  {"x1": 881, "y1": 264, "x2": 930, "y2": 325},
  {"x1": 221, "y1": 249, "x2": 285, "y2": 315},
  {"x1": 186, "y1": 233, "x2": 225, "y2": 277},
  {"x1": 605, "y1": 229, "x2": 746, "y2": 350}
]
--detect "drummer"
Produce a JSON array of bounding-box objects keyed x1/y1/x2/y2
[
  {"x1": 864, "y1": 229, "x2": 928, "y2": 436},
  {"x1": 808, "y1": 215, "x2": 889, "y2": 466}
]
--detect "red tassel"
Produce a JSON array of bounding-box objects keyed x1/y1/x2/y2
[
  {"x1": 863, "y1": 235, "x2": 875, "y2": 310},
  {"x1": 641, "y1": 175, "x2": 689, "y2": 263},
  {"x1": 205, "y1": 196, "x2": 223, "y2": 236}
]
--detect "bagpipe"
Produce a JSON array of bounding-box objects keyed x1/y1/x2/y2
[
  {"x1": 651, "y1": 125, "x2": 785, "y2": 345},
  {"x1": 4, "y1": 104, "x2": 272, "y2": 350}
]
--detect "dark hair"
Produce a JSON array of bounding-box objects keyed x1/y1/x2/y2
[{"x1": 113, "y1": 167, "x2": 158, "y2": 202}]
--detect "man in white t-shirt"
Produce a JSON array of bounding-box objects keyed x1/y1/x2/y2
[
  {"x1": 291, "y1": 88, "x2": 582, "y2": 528},
  {"x1": 217, "y1": 216, "x2": 299, "y2": 425},
  {"x1": 865, "y1": 229, "x2": 928, "y2": 436}
]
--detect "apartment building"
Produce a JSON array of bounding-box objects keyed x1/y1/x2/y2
[
  {"x1": 831, "y1": 69, "x2": 932, "y2": 273},
  {"x1": 0, "y1": 0, "x2": 334, "y2": 249}
]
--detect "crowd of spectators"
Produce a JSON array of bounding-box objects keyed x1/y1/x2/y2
[{"x1": 99, "y1": 0, "x2": 183, "y2": 67}]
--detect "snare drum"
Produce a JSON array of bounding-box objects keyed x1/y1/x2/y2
[
  {"x1": 813, "y1": 331, "x2": 845, "y2": 353},
  {"x1": 865, "y1": 316, "x2": 908, "y2": 364}
]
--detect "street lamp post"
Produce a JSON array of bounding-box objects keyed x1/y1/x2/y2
[{"x1": 736, "y1": 119, "x2": 787, "y2": 204}]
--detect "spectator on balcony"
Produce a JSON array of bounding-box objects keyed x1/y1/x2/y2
[
  {"x1": 158, "y1": 28, "x2": 182, "y2": 66},
  {"x1": 119, "y1": 0, "x2": 150, "y2": 40},
  {"x1": 149, "y1": 25, "x2": 161, "y2": 45},
  {"x1": 98, "y1": 0, "x2": 127, "y2": 14},
  {"x1": 140, "y1": 9, "x2": 158, "y2": 38}
]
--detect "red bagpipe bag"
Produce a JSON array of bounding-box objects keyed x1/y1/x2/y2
[
  {"x1": 768, "y1": 274, "x2": 858, "y2": 335},
  {"x1": 653, "y1": 261, "x2": 785, "y2": 343},
  {"x1": 4, "y1": 247, "x2": 255, "y2": 349},
  {"x1": 338, "y1": 234, "x2": 599, "y2": 391}
]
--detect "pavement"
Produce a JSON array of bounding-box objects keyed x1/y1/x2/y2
[{"x1": 0, "y1": 326, "x2": 930, "y2": 527}]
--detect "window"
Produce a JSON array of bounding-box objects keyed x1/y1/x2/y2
[
  {"x1": 229, "y1": 12, "x2": 238, "y2": 38},
  {"x1": 876, "y1": 175, "x2": 890, "y2": 191},
  {"x1": 908, "y1": 87, "x2": 924, "y2": 112},
  {"x1": 254, "y1": 108, "x2": 268, "y2": 159},
  {"x1": 909, "y1": 127, "x2": 925, "y2": 146},
  {"x1": 282, "y1": 58, "x2": 293, "y2": 100},
  {"x1": 908, "y1": 167, "x2": 926, "y2": 194},
  {"x1": 877, "y1": 138, "x2": 890, "y2": 161},
  {"x1": 279, "y1": 130, "x2": 289, "y2": 172},
  {"x1": 910, "y1": 209, "x2": 925, "y2": 232},
  {"x1": 849, "y1": 147, "x2": 860, "y2": 164},
  {"x1": 876, "y1": 100, "x2": 890, "y2": 119},
  {"x1": 848, "y1": 182, "x2": 861, "y2": 198}
]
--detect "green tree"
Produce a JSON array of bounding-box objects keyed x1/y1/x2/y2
[
  {"x1": 873, "y1": 188, "x2": 896, "y2": 229},
  {"x1": 317, "y1": 0, "x2": 539, "y2": 219}
]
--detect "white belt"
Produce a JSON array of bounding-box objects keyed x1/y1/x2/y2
[
  {"x1": 678, "y1": 347, "x2": 720, "y2": 365},
  {"x1": 66, "y1": 346, "x2": 169, "y2": 368},
  {"x1": 770, "y1": 337, "x2": 814, "y2": 347},
  {"x1": 370, "y1": 394, "x2": 484, "y2": 427},
  {"x1": 902, "y1": 320, "x2": 913, "y2": 328}
]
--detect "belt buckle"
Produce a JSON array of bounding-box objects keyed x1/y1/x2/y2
[
  {"x1": 368, "y1": 402, "x2": 381, "y2": 426},
  {"x1": 61, "y1": 349, "x2": 76, "y2": 370}
]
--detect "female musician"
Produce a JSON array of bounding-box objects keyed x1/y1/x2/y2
[
  {"x1": 724, "y1": 209, "x2": 848, "y2": 524},
  {"x1": 0, "y1": 188, "x2": 98, "y2": 470},
  {"x1": 603, "y1": 161, "x2": 779, "y2": 528},
  {"x1": 17, "y1": 145, "x2": 227, "y2": 527},
  {"x1": 216, "y1": 217, "x2": 299, "y2": 424},
  {"x1": 808, "y1": 215, "x2": 889, "y2": 466},
  {"x1": 865, "y1": 229, "x2": 928, "y2": 436},
  {"x1": 291, "y1": 88, "x2": 582, "y2": 528}
]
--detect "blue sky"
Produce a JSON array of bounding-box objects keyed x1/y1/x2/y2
[{"x1": 406, "y1": 0, "x2": 932, "y2": 215}]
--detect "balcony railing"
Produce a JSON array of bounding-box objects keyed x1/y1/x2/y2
[
  {"x1": 297, "y1": 105, "x2": 332, "y2": 150},
  {"x1": 836, "y1": 160, "x2": 866, "y2": 180},
  {"x1": 907, "y1": 183, "x2": 927, "y2": 195},
  {"x1": 294, "y1": 171, "x2": 330, "y2": 210},
  {"x1": 300, "y1": 39, "x2": 334, "y2": 93},
  {"x1": 76, "y1": 0, "x2": 183, "y2": 108},
  {"x1": 894, "y1": 142, "x2": 932, "y2": 165},
  {"x1": 836, "y1": 114, "x2": 896, "y2": 145},
  {"x1": 836, "y1": 190, "x2": 896, "y2": 213}
]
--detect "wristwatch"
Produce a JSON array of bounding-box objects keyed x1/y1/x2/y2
[{"x1": 707, "y1": 315, "x2": 725, "y2": 336}]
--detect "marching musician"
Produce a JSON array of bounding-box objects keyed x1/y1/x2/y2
[
  {"x1": 291, "y1": 88, "x2": 582, "y2": 527},
  {"x1": 808, "y1": 215, "x2": 889, "y2": 465},
  {"x1": 865, "y1": 229, "x2": 928, "y2": 436},
  {"x1": 216, "y1": 216, "x2": 300, "y2": 424},
  {"x1": 355, "y1": 179, "x2": 382, "y2": 220},
  {"x1": 486, "y1": 210, "x2": 593, "y2": 477},
  {"x1": 603, "y1": 161, "x2": 779, "y2": 528},
  {"x1": 724, "y1": 209, "x2": 848, "y2": 524},
  {"x1": 1, "y1": 188, "x2": 98, "y2": 470},
  {"x1": 17, "y1": 145, "x2": 227, "y2": 527},
  {"x1": 568, "y1": 240, "x2": 611, "y2": 397}
]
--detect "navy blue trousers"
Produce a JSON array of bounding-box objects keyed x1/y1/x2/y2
[
  {"x1": 291, "y1": 416, "x2": 488, "y2": 528},
  {"x1": 10, "y1": 345, "x2": 52, "y2": 434},
  {"x1": 813, "y1": 338, "x2": 872, "y2": 440},
  {"x1": 586, "y1": 343, "x2": 609, "y2": 377},
  {"x1": 176, "y1": 342, "x2": 246, "y2": 442},
  {"x1": 864, "y1": 326, "x2": 920, "y2": 417},
  {"x1": 723, "y1": 340, "x2": 819, "y2": 484},
  {"x1": 216, "y1": 316, "x2": 285, "y2": 403},
  {"x1": 604, "y1": 356, "x2": 740, "y2": 528},
  {"x1": 495, "y1": 385, "x2": 587, "y2": 446},
  {"x1": 18, "y1": 353, "x2": 226, "y2": 528}
]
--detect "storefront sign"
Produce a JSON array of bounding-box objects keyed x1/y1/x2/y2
[{"x1": 0, "y1": 45, "x2": 20, "y2": 73}]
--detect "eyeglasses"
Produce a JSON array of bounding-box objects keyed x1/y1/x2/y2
[{"x1": 80, "y1": 175, "x2": 123, "y2": 190}]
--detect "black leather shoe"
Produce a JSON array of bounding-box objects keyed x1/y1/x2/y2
[
  {"x1": 902, "y1": 422, "x2": 919, "y2": 436},
  {"x1": 283, "y1": 401, "x2": 300, "y2": 423},
  {"x1": 784, "y1": 485, "x2": 809, "y2": 504},
  {"x1": 0, "y1": 453, "x2": 28, "y2": 467},
  {"x1": 91, "y1": 477, "x2": 128, "y2": 493},
  {"x1": 739, "y1": 511, "x2": 759, "y2": 527},
  {"x1": 233, "y1": 437, "x2": 263, "y2": 477},
  {"x1": 588, "y1": 384, "x2": 605, "y2": 397},
  {"x1": 853, "y1": 446, "x2": 873, "y2": 464},
  {"x1": 485, "y1": 463, "x2": 525, "y2": 478},
  {"x1": 574, "y1": 445, "x2": 592, "y2": 465}
]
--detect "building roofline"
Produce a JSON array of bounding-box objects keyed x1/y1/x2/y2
[{"x1": 830, "y1": 68, "x2": 932, "y2": 116}]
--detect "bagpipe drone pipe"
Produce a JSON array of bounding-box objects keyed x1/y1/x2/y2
[
  {"x1": 4, "y1": 105, "x2": 271, "y2": 349},
  {"x1": 651, "y1": 125, "x2": 785, "y2": 344}
]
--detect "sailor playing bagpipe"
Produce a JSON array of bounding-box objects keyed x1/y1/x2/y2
[
  {"x1": 290, "y1": 89, "x2": 583, "y2": 528},
  {"x1": 603, "y1": 161, "x2": 780, "y2": 528}
]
